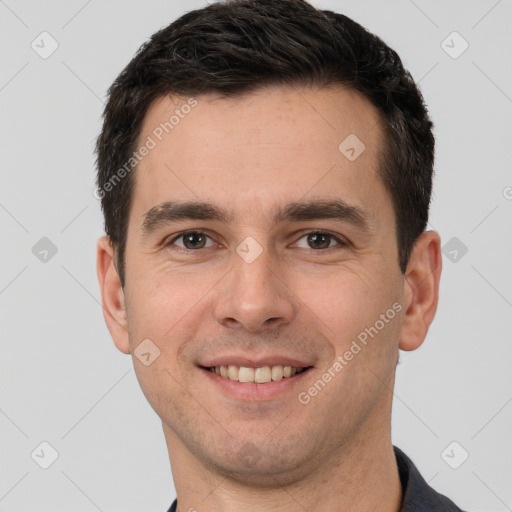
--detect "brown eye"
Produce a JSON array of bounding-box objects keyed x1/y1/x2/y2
[
  {"x1": 168, "y1": 231, "x2": 214, "y2": 250},
  {"x1": 294, "y1": 231, "x2": 346, "y2": 250},
  {"x1": 183, "y1": 232, "x2": 206, "y2": 249},
  {"x1": 307, "y1": 233, "x2": 331, "y2": 249}
]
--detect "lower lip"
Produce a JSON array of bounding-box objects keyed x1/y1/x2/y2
[{"x1": 199, "y1": 367, "x2": 313, "y2": 402}]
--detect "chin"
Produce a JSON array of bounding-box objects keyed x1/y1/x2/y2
[{"x1": 198, "y1": 436, "x2": 318, "y2": 487}]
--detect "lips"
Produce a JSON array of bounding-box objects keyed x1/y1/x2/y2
[
  {"x1": 200, "y1": 362, "x2": 312, "y2": 401},
  {"x1": 197, "y1": 353, "x2": 314, "y2": 400}
]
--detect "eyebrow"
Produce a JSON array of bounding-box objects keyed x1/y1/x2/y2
[{"x1": 140, "y1": 199, "x2": 373, "y2": 236}]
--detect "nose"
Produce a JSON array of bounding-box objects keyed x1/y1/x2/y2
[{"x1": 213, "y1": 246, "x2": 296, "y2": 333}]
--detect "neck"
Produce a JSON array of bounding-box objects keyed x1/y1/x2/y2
[{"x1": 164, "y1": 419, "x2": 402, "y2": 512}]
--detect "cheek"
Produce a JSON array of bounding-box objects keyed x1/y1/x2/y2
[
  {"x1": 295, "y1": 265, "x2": 401, "y2": 366},
  {"x1": 293, "y1": 265, "x2": 379, "y2": 332},
  {"x1": 125, "y1": 268, "x2": 210, "y2": 341},
  {"x1": 132, "y1": 362, "x2": 182, "y2": 422}
]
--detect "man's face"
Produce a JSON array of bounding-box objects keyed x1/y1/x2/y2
[{"x1": 119, "y1": 86, "x2": 407, "y2": 484}]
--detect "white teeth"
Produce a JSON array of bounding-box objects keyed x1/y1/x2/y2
[
  {"x1": 238, "y1": 367, "x2": 255, "y2": 383},
  {"x1": 228, "y1": 364, "x2": 239, "y2": 380},
  {"x1": 255, "y1": 366, "x2": 272, "y2": 383},
  {"x1": 209, "y1": 364, "x2": 306, "y2": 383},
  {"x1": 271, "y1": 365, "x2": 283, "y2": 381}
]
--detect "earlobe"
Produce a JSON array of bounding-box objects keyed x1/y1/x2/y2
[
  {"x1": 398, "y1": 230, "x2": 442, "y2": 352},
  {"x1": 96, "y1": 236, "x2": 131, "y2": 354}
]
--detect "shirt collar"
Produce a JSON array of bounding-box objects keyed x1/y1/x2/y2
[{"x1": 394, "y1": 445, "x2": 465, "y2": 511}]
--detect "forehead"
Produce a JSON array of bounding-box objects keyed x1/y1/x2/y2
[{"x1": 131, "y1": 85, "x2": 391, "y2": 229}]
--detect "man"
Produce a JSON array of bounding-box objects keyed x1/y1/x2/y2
[{"x1": 95, "y1": 0, "x2": 465, "y2": 510}]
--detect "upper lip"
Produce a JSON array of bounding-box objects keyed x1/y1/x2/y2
[{"x1": 199, "y1": 355, "x2": 313, "y2": 368}]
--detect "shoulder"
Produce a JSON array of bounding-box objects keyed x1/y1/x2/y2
[{"x1": 394, "y1": 446, "x2": 467, "y2": 512}]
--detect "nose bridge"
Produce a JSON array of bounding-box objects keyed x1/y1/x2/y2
[{"x1": 213, "y1": 241, "x2": 295, "y2": 331}]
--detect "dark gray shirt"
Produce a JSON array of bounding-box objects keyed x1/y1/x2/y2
[{"x1": 166, "y1": 446, "x2": 465, "y2": 511}]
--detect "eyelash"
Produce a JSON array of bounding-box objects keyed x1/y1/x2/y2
[{"x1": 164, "y1": 230, "x2": 348, "y2": 253}]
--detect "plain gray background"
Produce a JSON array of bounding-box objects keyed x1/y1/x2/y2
[{"x1": 1, "y1": 0, "x2": 511, "y2": 510}]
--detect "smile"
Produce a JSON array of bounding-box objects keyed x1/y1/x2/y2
[{"x1": 207, "y1": 364, "x2": 308, "y2": 383}]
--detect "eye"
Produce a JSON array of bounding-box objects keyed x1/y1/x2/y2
[
  {"x1": 294, "y1": 231, "x2": 347, "y2": 250},
  {"x1": 164, "y1": 230, "x2": 348, "y2": 252},
  {"x1": 167, "y1": 231, "x2": 215, "y2": 250}
]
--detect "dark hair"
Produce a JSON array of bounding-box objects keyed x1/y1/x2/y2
[{"x1": 95, "y1": 0, "x2": 434, "y2": 287}]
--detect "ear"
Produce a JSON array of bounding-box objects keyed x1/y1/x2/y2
[
  {"x1": 96, "y1": 236, "x2": 131, "y2": 354},
  {"x1": 399, "y1": 230, "x2": 442, "y2": 351}
]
